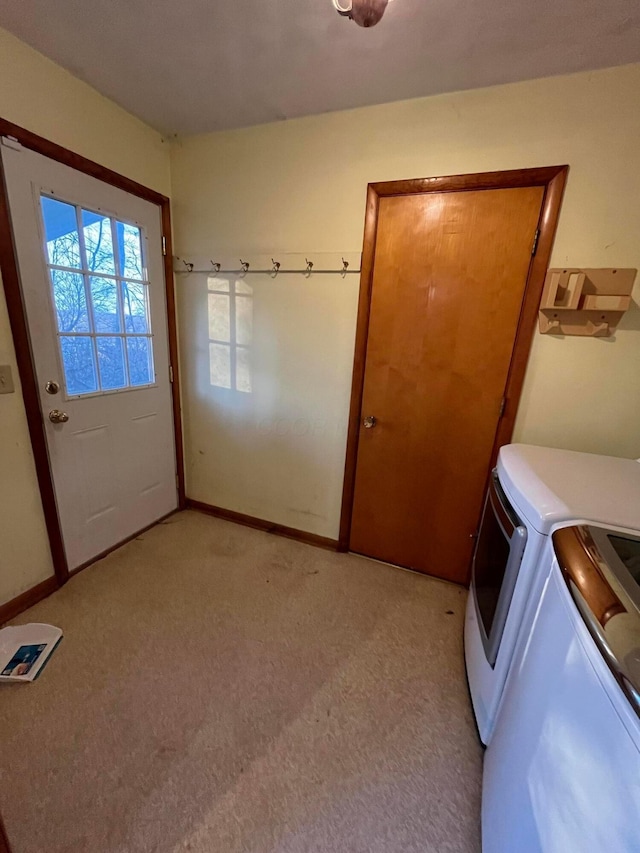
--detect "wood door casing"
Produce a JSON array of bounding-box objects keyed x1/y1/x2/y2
[
  {"x1": 348, "y1": 185, "x2": 545, "y2": 584},
  {"x1": 0, "y1": 815, "x2": 12, "y2": 853}
]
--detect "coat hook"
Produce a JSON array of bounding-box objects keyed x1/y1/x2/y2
[
  {"x1": 210, "y1": 261, "x2": 221, "y2": 273},
  {"x1": 341, "y1": 257, "x2": 349, "y2": 274},
  {"x1": 271, "y1": 258, "x2": 281, "y2": 273},
  {"x1": 240, "y1": 259, "x2": 250, "y2": 273},
  {"x1": 182, "y1": 259, "x2": 194, "y2": 273},
  {"x1": 305, "y1": 258, "x2": 314, "y2": 273}
]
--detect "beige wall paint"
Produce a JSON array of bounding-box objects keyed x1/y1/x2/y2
[
  {"x1": 176, "y1": 253, "x2": 360, "y2": 538},
  {"x1": 0, "y1": 27, "x2": 171, "y2": 605},
  {"x1": 171, "y1": 63, "x2": 640, "y2": 538},
  {"x1": 0, "y1": 28, "x2": 171, "y2": 197}
]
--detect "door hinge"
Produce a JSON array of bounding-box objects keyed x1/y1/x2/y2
[
  {"x1": 169, "y1": 364, "x2": 174, "y2": 383},
  {"x1": 499, "y1": 396, "x2": 507, "y2": 419},
  {"x1": 162, "y1": 236, "x2": 167, "y2": 256},
  {"x1": 1, "y1": 136, "x2": 22, "y2": 151},
  {"x1": 531, "y1": 228, "x2": 540, "y2": 256}
]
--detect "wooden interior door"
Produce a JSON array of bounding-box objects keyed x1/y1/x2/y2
[{"x1": 347, "y1": 183, "x2": 545, "y2": 584}]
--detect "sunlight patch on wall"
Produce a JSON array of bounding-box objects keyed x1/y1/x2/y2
[{"x1": 207, "y1": 275, "x2": 253, "y2": 393}]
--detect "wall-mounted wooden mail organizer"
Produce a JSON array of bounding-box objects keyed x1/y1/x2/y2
[{"x1": 539, "y1": 268, "x2": 637, "y2": 336}]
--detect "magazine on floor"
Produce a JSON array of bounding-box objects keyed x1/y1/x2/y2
[{"x1": 0, "y1": 623, "x2": 63, "y2": 682}]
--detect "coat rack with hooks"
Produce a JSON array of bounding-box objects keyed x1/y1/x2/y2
[{"x1": 174, "y1": 254, "x2": 361, "y2": 277}]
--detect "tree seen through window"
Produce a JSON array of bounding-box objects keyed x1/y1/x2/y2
[{"x1": 41, "y1": 196, "x2": 154, "y2": 395}]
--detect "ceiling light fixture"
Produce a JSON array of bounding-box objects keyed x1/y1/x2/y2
[{"x1": 332, "y1": 0, "x2": 392, "y2": 28}]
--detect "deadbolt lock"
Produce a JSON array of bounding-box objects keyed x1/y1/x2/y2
[
  {"x1": 363, "y1": 415, "x2": 377, "y2": 429},
  {"x1": 45, "y1": 380, "x2": 60, "y2": 395}
]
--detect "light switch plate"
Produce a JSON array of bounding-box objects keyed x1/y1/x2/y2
[{"x1": 0, "y1": 365, "x2": 15, "y2": 394}]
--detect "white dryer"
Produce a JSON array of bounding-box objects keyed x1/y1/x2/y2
[
  {"x1": 464, "y1": 444, "x2": 640, "y2": 745},
  {"x1": 482, "y1": 522, "x2": 640, "y2": 852}
]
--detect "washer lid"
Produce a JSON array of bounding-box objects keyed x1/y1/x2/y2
[{"x1": 498, "y1": 444, "x2": 640, "y2": 534}]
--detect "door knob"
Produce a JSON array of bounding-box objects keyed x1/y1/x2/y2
[
  {"x1": 49, "y1": 409, "x2": 69, "y2": 424},
  {"x1": 363, "y1": 415, "x2": 377, "y2": 429}
]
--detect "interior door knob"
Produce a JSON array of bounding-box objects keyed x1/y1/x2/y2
[
  {"x1": 363, "y1": 415, "x2": 377, "y2": 429},
  {"x1": 49, "y1": 409, "x2": 69, "y2": 424}
]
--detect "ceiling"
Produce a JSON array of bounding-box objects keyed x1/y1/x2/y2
[{"x1": 1, "y1": 0, "x2": 639, "y2": 136}]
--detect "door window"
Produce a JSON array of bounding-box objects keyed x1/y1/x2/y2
[{"x1": 40, "y1": 196, "x2": 155, "y2": 396}]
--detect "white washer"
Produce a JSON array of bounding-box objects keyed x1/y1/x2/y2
[
  {"x1": 482, "y1": 522, "x2": 640, "y2": 853},
  {"x1": 464, "y1": 444, "x2": 640, "y2": 745}
]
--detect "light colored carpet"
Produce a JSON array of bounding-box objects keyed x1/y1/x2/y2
[{"x1": 0, "y1": 510, "x2": 482, "y2": 853}]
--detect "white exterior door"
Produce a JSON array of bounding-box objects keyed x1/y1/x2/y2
[{"x1": 2, "y1": 140, "x2": 178, "y2": 570}]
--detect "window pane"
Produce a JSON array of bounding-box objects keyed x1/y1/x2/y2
[
  {"x1": 122, "y1": 281, "x2": 149, "y2": 333},
  {"x1": 82, "y1": 211, "x2": 115, "y2": 275},
  {"x1": 236, "y1": 347, "x2": 252, "y2": 393},
  {"x1": 60, "y1": 336, "x2": 98, "y2": 395},
  {"x1": 117, "y1": 222, "x2": 144, "y2": 280},
  {"x1": 41, "y1": 197, "x2": 81, "y2": 268},
  {"x1": 90, "y1": 276, "x2": 121, "y2": 333},
  {"x1": 50, "y1": 270, "x2": 90, "y2": 332},
  {"x1": 209, "y1": 342, "x2": 231, "y2": 389},
  {"x1": 126, "y1": 337, "x2": 154, "y2": 386},
  {"x1": 96, "y1": 337, "x2": 127, "y2": 390},
  {"x1": 236, "y1": 295, "x2": 253, "y2": 346},
  {"x1": 208, "y1": 293, "x2": 230, "y2": 341}
]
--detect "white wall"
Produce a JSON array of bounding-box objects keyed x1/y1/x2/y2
[
  {"x1": 171, "y1": 63, "x2": 640, "y2": 539},
  {"x1": 0, "y1": 27, "x2": 171, "y2": 605}
]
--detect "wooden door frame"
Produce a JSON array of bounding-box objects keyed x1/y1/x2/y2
[
  {"x1": 0, "y1": 117, "x2": 185, "y2": 592},
  {"x1": 338, "y1": 165, "x2": 569, "y2": 573},
  {"x1": 0, "y1": 815, "x2": 12, "y2": 853}
]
